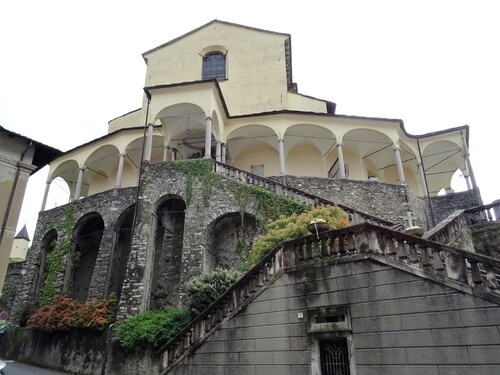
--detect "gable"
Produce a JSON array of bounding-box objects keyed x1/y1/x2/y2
[{"x1": 142, "y1": 20, "x2": 293, "y2": 115}]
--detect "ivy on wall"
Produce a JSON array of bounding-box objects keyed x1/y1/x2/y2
[
  {"x1": 40, "y1": 203, "x2": 77, "y2": 305},
  {"x1": 172, "y1": 159, "x2": 307, "y2": 225}
]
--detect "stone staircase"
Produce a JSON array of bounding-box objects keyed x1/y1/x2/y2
[
  {"x1": 157, "y1": 221, "x2": 500, "y2": 374},
  {"x1": 214, "y1": 161, "x2": 399, "y2": 229}
]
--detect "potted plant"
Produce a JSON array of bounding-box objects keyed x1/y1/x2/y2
[
  {"x1": 307, "y1": 218, "x2": 331, "y2": 238},
  {"x1": 404, "y1": 226, "x2": 425, "y2": 237}
]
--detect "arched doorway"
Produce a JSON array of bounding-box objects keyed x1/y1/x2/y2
[{"x1": 35, "y1": 229, "x2": 58, "y2": 300}]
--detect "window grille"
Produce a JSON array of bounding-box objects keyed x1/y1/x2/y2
[
  {"x1": 320, "y1": 339, "x2": 350, "y2": 375},
  {"x1": 202, "y1": 51, "x2": 226, "y2": 80}
]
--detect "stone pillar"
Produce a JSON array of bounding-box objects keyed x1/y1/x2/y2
[
  {"x1": 278, "y1": 138, "x2": 286, "y2": 176},
  {"x1": 204, "y1": 117, "x2": 212, "y2": 159},
  {"x1": 115, "y1": 154, "x2": 125, "y2": 188},
  {"x1": 41, "y1": 180, "x2": 51, "y2": 211},
  {"x1": 73, "y1": 168, "x2": 85, "y2": 200},
  {"x1": 171, "y1": 148, "x2": 176, "y2": 161},
  {"x1": 418, "y1": 163, "x2": 429, "y2": 197},
  {"x1": 215, "y1": 141, "x2": 222, "y2": 162},
  {"x1": 394, "y1": 145, "x2": 406, "y2": 184},
  {"x1": 144, "y1": 123, "x2": 154, "y2": 162},
  {"x1": 221, "y1": 143, "x2": 227, "y2": 164},
  {"x1": 337, "y1": 143, "x2": 345, "y2": 179},
  {"x1": 464, "y1": 153, "x2": 478, "y2": 190}
]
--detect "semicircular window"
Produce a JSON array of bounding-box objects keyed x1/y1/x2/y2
[{"x1": 202, "y1": 51, "x2": 226, "y2": 80}]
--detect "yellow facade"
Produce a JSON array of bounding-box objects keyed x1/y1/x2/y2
[{"x1": 45, "y1": 20, "x2": 473, "y2": 205}]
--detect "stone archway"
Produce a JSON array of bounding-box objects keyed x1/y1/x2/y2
[
  {"x1": 150, "y1": 196, "x2": 186, "y2": 310},
  {"x1": 70, "y1": 213, "x2": 104, "y2": 303},
  {"x1": 204, "y1": 212, "x2": 259, "y2": 271},
  {"x1": 34, "y1": 229, "x2": 58, "y2": 300},
  {"x1": 107, "y1": 206, "x2": 135, "y2": 302}
]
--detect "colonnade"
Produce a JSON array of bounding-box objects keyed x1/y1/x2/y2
[{"x1": 40, "y1": 117, "x2": 479, "y2": 211}]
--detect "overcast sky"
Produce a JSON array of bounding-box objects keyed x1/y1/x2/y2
[{"x1": 1, "y1": 0, "x2": 499, "y2": 239}]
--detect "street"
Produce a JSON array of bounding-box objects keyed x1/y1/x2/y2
[{"x1": 2, "y1": 360, "x2": 73, "y2": 375}]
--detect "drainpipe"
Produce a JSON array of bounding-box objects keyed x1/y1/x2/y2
[{"x1": 0, "y1": 141, "x2": 33, "y2": 248}]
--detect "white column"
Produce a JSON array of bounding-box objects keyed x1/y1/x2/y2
[
  {"x1": 73, "y1": 168, "x2": 85, "y2": 201},
  {"x1": 394, "y1": 146, "x2": 406, "y2": 184},
  {"x1": 418, "y1": 163, "x2": 428, "y2": 197},
  {"x1": 41, "y1": 180, "x2": 51, "y2": 211},
  {"x1": 464, "y1": 153, "x2": 478, "y2": 190},
  {"x1": 337, "y1": 143, "x2": 345, "y2": 179},
  {"x1": 278, "y1": 138, "x2": 286, "y2": 176},
  {"x1": 115, "y1": 154, "x2": 125, "y2": 188},
  {"x1": 215, "y1": 141, "x2": 222, "y2": 162},
  {"x1": 463, "y1": 170, "x2": 472, "y2": 190},
  {"x1": 221, "y1": 143, "x2": 227, "y2": 164},
  {"x1": 204, "y1": 117, "x2": 212, "y2": 159},
  {"x1": 163, "y1": 146, "x2": 168, "y2": 162},
  {"x1": 171, "y1": 148, "x2": 176, "y2": 161},
  {"x1": 144, "y1": 123, "x2": 154, "y2": 162}
]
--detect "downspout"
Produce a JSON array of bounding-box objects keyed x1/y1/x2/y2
[
  {"x1": 129, "y1": 89, "x2": 151, "y2": 312},
  {"x1": 0, "y1": 141, "x2": 33, "y2": 248},
  {"x1": 417, "y1": 138, "x2": 435, "y2": 228}
]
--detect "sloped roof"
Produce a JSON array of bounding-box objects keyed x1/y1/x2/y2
[
  {"x1": 15, "y1": 224, "x2": 30, "y2": 241},
  {"x1": 142, "y1": 19, "x2": 290, "y2": 59},
  {"x1": 0, "y1": 125, "x2": 63, "y2": 174}
]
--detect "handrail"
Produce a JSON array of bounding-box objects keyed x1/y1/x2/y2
[
  {"x1": 424, "y1": 200, "x2": 500, "y2": 245},
  {"x1": 214, "y1": 161, "x2": 396, "y2": 228},
  {"x1": 157, "y1": 222, "x2": 500, "y2": 373}
]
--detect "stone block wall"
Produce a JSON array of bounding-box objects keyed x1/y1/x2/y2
[
  {"x1": 431, "y1": 189, "x2": 482, "y2": 224},
  {"x1": 276, "y1": 176, "x2": 428, "y2": 228},
  {"x1": 12, "y1": 187, "x2": 137, "y2": 320},
  {"x1": 170, "y1": 258, "x2": 500, "y2": 374}
]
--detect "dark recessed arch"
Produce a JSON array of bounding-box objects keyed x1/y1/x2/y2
[{"x1": 150, "y1": 195, "x2": 186, "y2": 310}]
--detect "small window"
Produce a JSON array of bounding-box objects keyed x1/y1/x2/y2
[{"x1": 202, "y1": 51, "x2": 226, "y2": 80}]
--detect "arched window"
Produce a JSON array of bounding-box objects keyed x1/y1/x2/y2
[{"x1": 202, "y1": 51, "x2": 226, "y2": 80}]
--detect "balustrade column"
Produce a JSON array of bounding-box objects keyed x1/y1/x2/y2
[
  {"x1": 40, "y1": 180, "x2": 51, "y2": 211},
  {"x1": 73, "y1": 168, "x2": 85, "y2": 201},
  {"x1": 394, "y1": 145, "x2": 406, "y2": 184},
  {"x1": 278, "y1": 138, "x2": 286, "y2": 176},
  {"x1": 115, "y1": 154, "x2": 125, "y2": 188},
  {"x1": 337, "y1": 143, "x2": 346, "y2": 179},
  {"x1": 204, "y1": 117, "x2": 212, "y2": 159},
  {"x1": 143, "y1": 123, "x2": 154, "y2": 162}
]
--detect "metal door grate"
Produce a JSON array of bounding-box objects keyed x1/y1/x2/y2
[{"x1": 320, "y1": 339, "x2": 350, "y2": 375}]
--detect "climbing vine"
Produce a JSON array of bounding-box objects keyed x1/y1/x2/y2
[
  {"x1": 172, "y1": 159, "x2": 221, "y2": 205},
  {"x1": 173, "y1": 159, "x2": 307, "y2": 226},
  {"x1": 40, "y1": 203, "x2": 77, "y2": 305}
]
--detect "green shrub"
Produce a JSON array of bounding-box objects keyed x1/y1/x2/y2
[
  {"x1": 248, "y1": 205, "x2": 350, "y2": 265},
  {"x1": 114, "y1": 307, "x2": 190, "y2": 350},
  {"x1": 185, "y1": 268, "x2": 242, "y2": 317}
]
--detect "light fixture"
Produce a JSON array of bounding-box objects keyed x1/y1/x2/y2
[{"x1": 185, "y1": 116, "x2": 190, "y2": 135}]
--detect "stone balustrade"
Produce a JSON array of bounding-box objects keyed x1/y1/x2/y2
[
  {"x1": 424, "y1": 200, "x2": 500, "y2": 245},
  {"x1": 157, "y1": 222, "x2": 500, "y2": 374},
  {"x1": 214, "y1": 161, "x2": 395, "y2": 228},
  {"x1": 465, "y1": 201, "x2": 500, "y2": 225}
]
